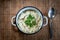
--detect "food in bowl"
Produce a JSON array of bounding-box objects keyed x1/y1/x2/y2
[
  {"x1": 11, "y1": 6, "x2": 48, "y2": 34},
  {"x1": 17, "y1": 10, "x2": 42, "y2": 33}
]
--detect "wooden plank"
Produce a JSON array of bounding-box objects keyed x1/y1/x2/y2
[{"x1": 0, "y1": 0, "x2": 60, "y2": 40}]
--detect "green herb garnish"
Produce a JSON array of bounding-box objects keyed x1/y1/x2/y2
[{"x1": 24, "y1": 14, "x2": 36, "y2": 27}]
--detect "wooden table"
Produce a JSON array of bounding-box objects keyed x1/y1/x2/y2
[{"x1": 0, "y1": 0, "x2": 60, "y2": 40}]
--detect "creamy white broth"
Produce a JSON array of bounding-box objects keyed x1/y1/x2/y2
[{"x1": 17, "y1": 10, "x2": 42, "y2": 33}]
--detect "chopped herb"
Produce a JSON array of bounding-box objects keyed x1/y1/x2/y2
[
  {"x1": 32, "y1": 20, "x2": 36, "y2": 25},
  {"x1": 24, "y1": 14, "x2": 36, "y2": 27}
]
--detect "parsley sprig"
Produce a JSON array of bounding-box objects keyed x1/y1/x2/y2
[{"x1": 25, "y1": 14, "x2": 36, "y2": 27}]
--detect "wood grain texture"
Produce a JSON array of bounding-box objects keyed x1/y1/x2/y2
[{"x1": 0, "y1": 0, "x2": 60, "y2": 40}]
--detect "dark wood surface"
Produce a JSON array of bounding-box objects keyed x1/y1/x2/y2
[{"x1": 0, "y1": 0, "x2": 60, "y2": 40}]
